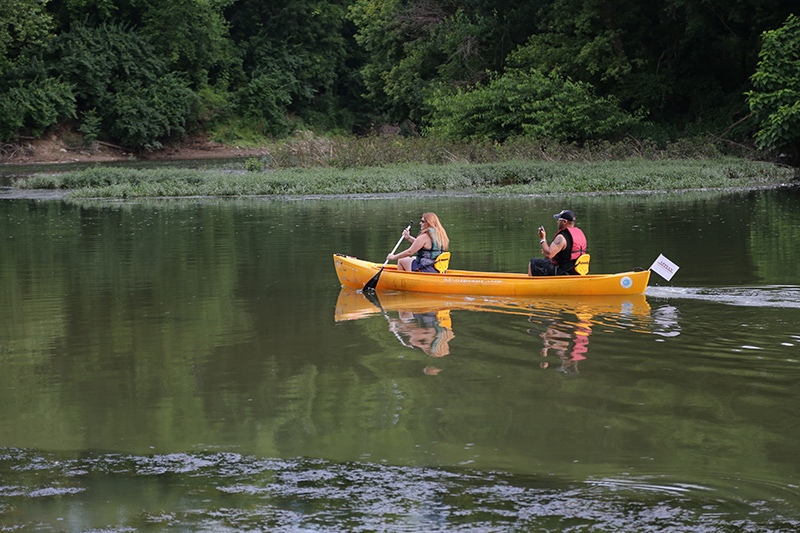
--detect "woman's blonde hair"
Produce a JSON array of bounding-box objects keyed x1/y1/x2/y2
[{"x1": 421, "y1": 212, "x2": 449, "y2": 251}]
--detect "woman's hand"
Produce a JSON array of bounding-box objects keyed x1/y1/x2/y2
[
  {"x1": 387, "y1": 253, "x2": 396, "y2": 262},
  {"x1": 402, "y1": 228, "x2": 414, "y2": 242}
]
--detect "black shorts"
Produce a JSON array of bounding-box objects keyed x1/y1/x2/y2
[
  {"x1": 412, "y1": 259, "x2": 437, "y2": 272},
  {"x1": 529, "y1": 258, "x2": 558, "y2": 276}
]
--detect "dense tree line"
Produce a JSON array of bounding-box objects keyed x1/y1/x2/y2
[{"x1": 0, "y1": 0, "x2": 797, "y2": 159}]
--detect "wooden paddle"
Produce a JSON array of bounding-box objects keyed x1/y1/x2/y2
[{"x1": 363, "y1": 220, "x2": 413, "y2": 292}]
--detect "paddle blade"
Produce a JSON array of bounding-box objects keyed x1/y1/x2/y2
[
  {"x1": 361, "y1": 287, "x2": 382, "y2": 308},
  {"x1": 363, "y1": 266, "x2": 384, "y2": 292}
]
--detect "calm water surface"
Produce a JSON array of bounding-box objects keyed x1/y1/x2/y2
[{"x1": 1, "y1": 185, "x2": 800, "y2": 531}]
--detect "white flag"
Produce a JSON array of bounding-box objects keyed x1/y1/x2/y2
[{"x1": 650, "y1": 254, "x2": 680, "y2": 281}]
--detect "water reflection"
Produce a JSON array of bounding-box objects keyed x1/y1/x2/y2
[
  {"x1": 335, "y1": 288, "x2": 671, "y2": 374},
  {"x1": 338, "y1": 289, "x2": 456, "y2": 375},
  {"x1": 533, "y1": 312, "x2": 592, "y2": 374},
  {"x1": 389, "y1": 310, "x2": 455, "y2": 375}
]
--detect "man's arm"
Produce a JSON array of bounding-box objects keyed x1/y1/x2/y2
[{"x1": 541, "y1": 234, "x2": 566, "y2": 259}]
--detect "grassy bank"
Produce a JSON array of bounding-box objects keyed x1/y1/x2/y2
[{"x1": 15, "y1": 157, "x2": 795, "y2": 198}]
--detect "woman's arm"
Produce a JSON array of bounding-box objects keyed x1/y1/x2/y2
[{"x1": 388, "y1": 233, "x2": 431, "y2": 261}]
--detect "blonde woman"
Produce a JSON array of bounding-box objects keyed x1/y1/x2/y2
[{"x1": 387, "y1": 212, "x2": 450, "y2": 272}]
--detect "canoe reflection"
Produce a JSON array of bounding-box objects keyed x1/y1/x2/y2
[{"x1": 334, "y1": 288, "x2": 655, "y2": 374}]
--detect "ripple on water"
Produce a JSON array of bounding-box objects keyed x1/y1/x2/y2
[
  {"x1": 647, "y1": 285, "x2": 800, "y2": 309},
  {"x1": 2, "y1": 450, "x2": 800, "y2": 531}
]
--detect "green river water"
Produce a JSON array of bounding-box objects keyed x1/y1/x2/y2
[{"x1": 1, "y1": 176, "x2": 800, "y2": 531}]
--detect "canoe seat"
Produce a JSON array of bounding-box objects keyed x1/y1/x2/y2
[
  {"x1": 574, "y1": 254, "x2": 590, "y2": 275},
  {"x1": 434, "y1": 252, "x2": 451, "y2": 273}
]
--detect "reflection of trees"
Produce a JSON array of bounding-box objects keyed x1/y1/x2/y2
[
  {"x1": 0, "y1": 201, "x2": 255, "y2": 451},
  {"x1": 752, "y1": 190, "x2": 800, "y2": 284}
]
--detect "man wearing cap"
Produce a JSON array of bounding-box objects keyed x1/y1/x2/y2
[{"x1": 528, "y1": 209, "x2": 588, "y2": 276}]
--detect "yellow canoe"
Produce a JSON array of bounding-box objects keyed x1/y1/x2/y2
[{"x1": 333, "y1": 254, "x2": 650, "y2": 296}]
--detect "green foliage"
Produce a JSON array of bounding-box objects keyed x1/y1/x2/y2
[
  {"x1": 244, "y1": 157, "x2": 266, "y2": 171},
  {"x1": 78, "y1": 109, "x2": 102, "y2": 144},
  {"x1": 47, "y1": 23, "x2": 168, "y2": 104},
  {"x1": 45, "y1": 23, "x2": 196, "y2": 149},
  {"x1": 425, "y1": 69, "x2": 636, "y2": 142},
  {"x1": 0, "y1": 76, "x2": 76, "y2": 140},
  {"x1": 135, "y1": 0, "x2": 236, "y2": 86},
  {"x1": 231, "y1": 73, "x2": 293, "y2": 137},
  {"x1": 348, "y1": 0, "x2": 511, "y2": 123},
  {"x1": 2, "y1": 0, "x2": 797, "y2": 150},
  {"x1": 107, "y1": 75, "x2": 195, "y2": 149},
  {"x1": 48, "y1": 0, "x2": 237, "y2": 88},
  {"x1": 746, "y1": 14, "x2": 800, "y2": 161},
  {"x1": 0, "y1": 0, "x2": 53, "y2": 71},
  {"x1": 0, "y1": 0, "x2": 64, "y2": 139},
  {"x1": 227, "y1": 0, "x2": 363, "y2": 131},
  {"x1": 193, "y1": 84, "x2": 231, "y2": 127},
  {"x1": 507, "y1": 0, "x2": 797, "y2": 130}
]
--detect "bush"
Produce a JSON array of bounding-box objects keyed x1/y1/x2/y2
[
  {"x1": 0, "y1": 76, "x2": 76, "y2": 140},
  {"x1": 424, "y1": 68, "x2": 637, "y2": 143},
  {"x1": 232, "y1": 73, "x2": 293, "y2": 137},
  {"x1": 107, "y1": 75, "x2": 195, "y2": 149},
  {"x1": 746, "y1": 14, "x2": 800, "y2": 163},
  {"x1": 45, "y1": 23, "x2": 196, "y2": 149}
]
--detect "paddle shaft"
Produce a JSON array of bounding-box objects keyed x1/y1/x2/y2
[
  {"x1": 363, "y1": 220, "x2": 413, "y2": 291},
  {"x1": 381, "y1": 221, "x2": 413, "y2": 269}
]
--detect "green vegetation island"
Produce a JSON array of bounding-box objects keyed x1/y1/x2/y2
[
  {"x1": 13, "y1": 137, "x2": 797, "y2": 198},
  {"x1": 2, "y1": 1, "x2": 799, "y2": 172}
]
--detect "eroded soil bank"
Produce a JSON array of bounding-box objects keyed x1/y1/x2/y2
[{"x1": 1, "y1": 134, "x2": 264, "y2": 166}]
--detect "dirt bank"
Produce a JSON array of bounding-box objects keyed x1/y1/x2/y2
[{"x1": 1, "y1": 134, "x2": 267, "y2": 166}]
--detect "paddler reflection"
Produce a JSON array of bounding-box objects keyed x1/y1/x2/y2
[
  {"x1": 389, "y1": 309, "x2": 455, "y2": 375},
  {"x1": 531, "y1": 310, "x2": 593, "y2": 374},
  {"x1": 335, "y1": 288, "x2": 456, "y2": 375},
  {"x1": 334, "y1": 288, "x2": 661, "y2": 375},
  {"x1": 525, "y1": 295, "x2": 656, "y2": 374}
]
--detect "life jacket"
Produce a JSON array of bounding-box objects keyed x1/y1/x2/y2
[
  {"x1": 416, "y1": 228, "x2": 442, "y2": 265},
  {"x1": 550, "y1": 227, "x2": 587, "y2": 274}
]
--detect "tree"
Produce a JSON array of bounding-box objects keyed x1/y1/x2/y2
[
  {"x1": 0, "y1": 0, "x2": 75, "y2": 141},
  {"x1": 225, "y1": 0, "x2": 363, "y2": 131},
  {"x1": 508, "y1": 0, "x2": 798, "y2": 132},
  {"x1": 0, "y1": 75, "x2": 76, "y2": 141},
  {"x1": 746, "y1": 14, "x2": 800, "y2": 163},
  {"x1": 135, "y1": 0, "x2": 236, "y2": 87},
  {"x1": 46, "y1": 0, "x2": 237, "y2": 88},
  {"x1": 0, "y1": 0, "x2": 53, "y2": 71},
  {"x1": 44, "y1": 23, "x2": 195, "y2": 149},
  {"x1": 348, "y1": 0, "x2": 537, "y2": 124},
  {"x1": 425, "y1": 68, "x2": 636, "y2": 142}
]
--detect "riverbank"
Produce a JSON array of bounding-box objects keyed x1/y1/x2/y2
[{"x1": 1, "y1": 134, "x2": 266, "y2": 166}]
